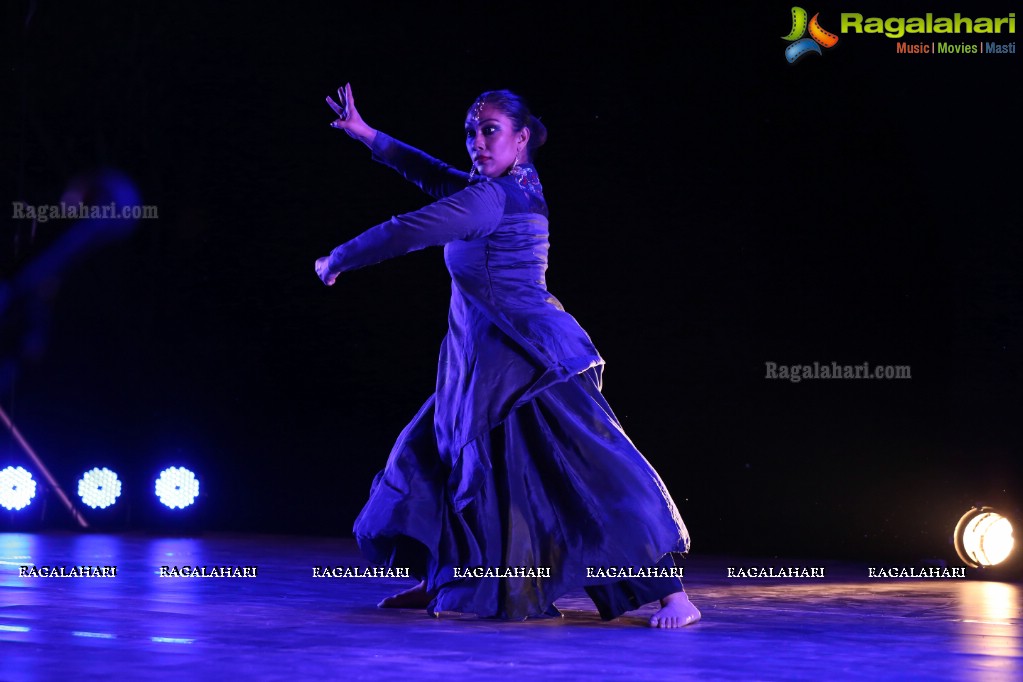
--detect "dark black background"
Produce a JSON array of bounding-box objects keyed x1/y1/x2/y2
[{"x1": 4, "y1": 1, "x2": 1020, "y2": 562}]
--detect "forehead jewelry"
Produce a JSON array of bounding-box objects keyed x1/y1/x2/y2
[
  {"x1": 469, "y1": 98, "x2": 485, "y2": 122},
  {"x1": 468, "y1": 98, "x2": 487, "y2": 182}
]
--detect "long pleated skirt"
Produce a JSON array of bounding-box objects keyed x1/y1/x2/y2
[{"x1": 353, "y1": 367, "x2": 689, "y2": 620}]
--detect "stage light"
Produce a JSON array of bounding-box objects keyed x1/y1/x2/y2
[
  {"x1": 77, "y1": 467, "x2": 122, "y2": 509},
  {"x1": 0, "y1": 466, "x2": 37, "y2": 511},
  {"x1": 954, "y1": 507, "x2": 1015, "y2": 568},
  {"x1": 154, "y1": 467, "x2": 199, "y2": 509}
]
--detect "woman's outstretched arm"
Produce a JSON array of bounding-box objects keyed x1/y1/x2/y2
[
  {"x1": 326, "y1": 83, "x2": 469, "y2": 199},
  {"x1": 315, "y1": 181, "x2": 506, "y2": 286}
]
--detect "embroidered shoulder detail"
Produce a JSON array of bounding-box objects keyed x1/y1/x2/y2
[
  {"x1": 471, "y1": 164, "x2": 545, "y2": 214},
  {"x1": 507, "y1": 164, "x2": 544, "y2": 199}
]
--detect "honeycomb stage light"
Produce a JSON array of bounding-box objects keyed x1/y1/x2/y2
[
  {"x1": 0, "y1": 466, "x2": 37, "y2": 511},
  {"x1": 954, "y1": 506, "x2": 1015, "y2": 568},
  {"x1": 77, "y1": 467, "x2": 122, "y2": 510},
  {"x1": 154, "y1": 467, "x2": 199, "y2": 509}
]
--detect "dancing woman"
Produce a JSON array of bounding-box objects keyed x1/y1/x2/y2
[{"x1": 316, "y1": 83, "x2": 700, "y2": 628}]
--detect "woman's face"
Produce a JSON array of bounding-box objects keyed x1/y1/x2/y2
[{"x1": 465, "y1": 104, "x2": 527, "y2": 178}]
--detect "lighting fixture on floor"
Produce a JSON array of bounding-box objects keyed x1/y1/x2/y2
[
  {"x1": 154, "y1": 466, "x2": 200, "y2": 509},
  {"x1": 954, "y1": 506, "x2": 1015, "y2": 568},
  {"x1": 0, "y1": 466, "x2": 37, "y2": 511}
]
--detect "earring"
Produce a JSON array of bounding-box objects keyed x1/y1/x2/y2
[
  {"x1": 469, "y1": 164, "x2": 477, "y2": 181},
  {"x1": 509, "y1": 150, "x2": 521, "y2": 175}
]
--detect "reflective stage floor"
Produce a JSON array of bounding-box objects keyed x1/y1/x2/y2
[{"x1": 1, "y1": 533, "x2": 1020, "y2": 680}]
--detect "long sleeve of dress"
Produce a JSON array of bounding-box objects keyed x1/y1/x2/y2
[
  {"x1": 370, "y1": 132, "x2": 472, "y2": 199},
  {"x1": 327, "y1": 180, "x2": 505, "y2": 275}
]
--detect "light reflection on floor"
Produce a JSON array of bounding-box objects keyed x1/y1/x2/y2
[{"x1": 0, "y1": 532, "x2": 1020, "y2": 680}]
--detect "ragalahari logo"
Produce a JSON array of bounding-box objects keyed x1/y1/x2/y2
[{"x1": 783, "y1": 7, "x2": 839, "y2": 63}]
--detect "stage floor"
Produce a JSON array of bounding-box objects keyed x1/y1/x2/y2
[{"x1": 1, "y1": 532, "x2": 1019, "y2": 680}]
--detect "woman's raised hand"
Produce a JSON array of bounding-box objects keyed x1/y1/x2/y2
[{"x1": 327, "y1": 82, "x2": 377, "y2": 147}]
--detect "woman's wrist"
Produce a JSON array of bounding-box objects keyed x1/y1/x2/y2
[
  {"x1": 327, "y1": 246, "x2": 346, "y2": 274},
  {"x1": 354, "y1": 126, "x2": 378, "y2": 148}
]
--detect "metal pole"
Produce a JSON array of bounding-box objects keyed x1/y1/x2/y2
[{"x1": 0, "y1": 403, "x2": 89, "y2": 528}]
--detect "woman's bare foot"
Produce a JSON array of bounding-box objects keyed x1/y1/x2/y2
[
  {"x1": 649, "y1": 590, "x2": 701, "y2": 629},
  {"x1": 377, "y1": 580, "x2": 433, "y2": 609}
]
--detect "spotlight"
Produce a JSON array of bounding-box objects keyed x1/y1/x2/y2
[
  {"x1": 77, "y1": 467, "x2": 122, "y2": 509},
  {"x1": 954, "y1": 506, "x2": 1015, "y2": 568},
  {"x1": 0, "y1": 466, "x2": 37, "y2": 511},
  {"x1": 154, "y1": 467, "x2": 199, "y2": 509}
]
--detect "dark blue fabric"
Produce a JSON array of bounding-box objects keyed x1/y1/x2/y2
[{"x1": 336, "y1": 133, "x2": 689, "y2": 619}]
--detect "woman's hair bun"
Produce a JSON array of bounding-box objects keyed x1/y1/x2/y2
[{"x1": 527, "y1": 115, "x2": 547, "y2": 151}]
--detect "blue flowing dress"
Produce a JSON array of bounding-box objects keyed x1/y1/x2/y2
[{"x1": 329, "y1": 133, "x2": 690, "y2": 620}]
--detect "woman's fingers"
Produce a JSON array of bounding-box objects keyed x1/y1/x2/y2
[
  {"x1": 327, "y1": 83, "x2": 357, "y2": 129},
  {"x1": 326, "y1": 95, "x2": 344, "y2": 118},
  {"x1": 326, "y1": 82, "x2": 371, "y2": 141},
  {"x1": 337, "y1": 85, "x2": 348, "y2": 115},
  {"x1": 315, "y1": 257, "x2": 337, "y2": 285}
]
